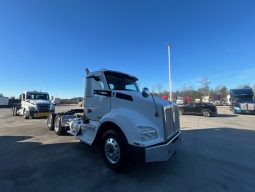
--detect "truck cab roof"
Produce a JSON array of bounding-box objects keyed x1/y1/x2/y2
[
  {"x1": 86, "y1": 69, "x2": 138, "y2": 81},
  {"x1": 23, "y1": 91, "x2": 49, "y2": 95},
  {"x1": 230, "y1": 89, "x2": 254, "y2": 96}
]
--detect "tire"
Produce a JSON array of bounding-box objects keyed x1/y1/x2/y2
[
  {"x1": 12, "y1": 106, "x2": 15, "y2": 116},
  {"x1": 179, "y1": 109, "x2": 184, "y2": 115},
  {"x1": 101, "y1": 130, "x2": 127, "y2": 171},
  {"x1": 30, "y1": 112, "x2": 34, "y2": 119},
  {"x1": 202, "y1": 110, "x2": 211, "y2": 117},
  {"x1": 47, "y1": 113, "x2": 56, "y2": 131},
  {"x1": 54, "y1": 115, "x2": 66, "y2": 135},
  {"x1": 23, "y1": 109, "x2": 29, "y2": 119}
]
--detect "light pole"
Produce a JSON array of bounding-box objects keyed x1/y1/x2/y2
[{"x1": 167, "y1": 43, "x2": 172, "y2": 101}]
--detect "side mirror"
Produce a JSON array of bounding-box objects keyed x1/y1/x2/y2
[
  {"x1": 142, "y1": 87, "x2": 150, "y2": 97},
  {"x1": 86, "y1": 78, "x2": 94, "y2": 97}
]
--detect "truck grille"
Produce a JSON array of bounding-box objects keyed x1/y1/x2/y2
[
  {"x1": 163, "y1": 105, "x2": 180, "y2": 141},
  {"x1": 37, "y1": 104, "x2": 50, "y2": 112},
  {"x1": 240, "y1": 103, "x2": 255, "y2": 111}
]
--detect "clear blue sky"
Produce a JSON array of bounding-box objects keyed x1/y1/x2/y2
[{"x1": 0, "y1": 0, "x2": 255, "y2": 98}]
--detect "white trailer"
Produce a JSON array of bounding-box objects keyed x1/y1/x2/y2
[
  {"x1": 47, "y1": 69, "x2": 181, "y2": 171},
  {"x1": 0, "y1": 97, "x2": 9, "y2": 106}
]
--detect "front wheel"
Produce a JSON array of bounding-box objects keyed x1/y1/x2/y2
[
  {"x1": 23, "y1": 109, "x2": 29, "y2": 119},
  {"x1": 102, "y1": 130, "x2": 127, "y2": 171}
]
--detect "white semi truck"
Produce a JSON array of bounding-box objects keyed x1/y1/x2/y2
[
  {"x1": 12, "y1": 91, "x2": 55, "y2": 119},
  {"x1": 47, "y1": 69, "x2": 181, "y2": 170}
]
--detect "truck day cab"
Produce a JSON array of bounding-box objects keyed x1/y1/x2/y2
[
  {"x1": 12, "y1": 91, "x2": 55, "y2": 119},
  {"x1": 47, "y1": 69, "x2": 181, "y2": 170},
  {"x1": 230, "y1": 89, "x2": 255, "y2": 114}
]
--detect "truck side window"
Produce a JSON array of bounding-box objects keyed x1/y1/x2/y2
[
  {"x1": 27, "y1": 94, "x2": 32, "y2": 99},
  {"x1": 109, "y1": 84, "x2": 114, "y2": 89},
  {"x1": 125, "y1": 84, "x2": 137, "y2": 91},
  {"x1": 93, "y1": 77, "x2": 104, "y2": 90}
]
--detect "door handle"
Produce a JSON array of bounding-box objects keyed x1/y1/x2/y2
[{"x1": 87, "y1": 109, "x2": 92, "y2": 113}]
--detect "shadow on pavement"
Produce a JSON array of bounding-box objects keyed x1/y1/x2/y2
[
  {"x1": 215, "y1": 114, "x2": 238, "y2": 118},
  {"x1": 1, "y1": 127, "x2": 255, "y2": 192}
]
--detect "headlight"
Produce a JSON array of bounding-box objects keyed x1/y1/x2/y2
[
  {"x1": 50, "y1": 104, "x2": 55, "y2": 110},
  {"x1": 28, "y1": 105, "x2": 36, "y2": 111},
  {"x1": 139, "y1": 126, "x2": 158, "y2": 141}
]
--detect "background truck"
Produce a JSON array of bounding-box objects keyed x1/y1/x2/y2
[
  {"x1": 12, "y1": 91, "x2": 55, "y2": 119},
  {"x1": 47, "y1": 69, "x2": 181, "y2": 170},
  {"x1": 230, "y1": 88, "x2": 255, "y2": 114}
]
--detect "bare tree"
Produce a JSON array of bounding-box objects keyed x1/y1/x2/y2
[
  {"x1": 215, "y1": 86, "x2": 228, "y2": 98},
  {"x1": 198, "y1": 77, "x2": 211, "y2": 96},
  {"x1": 238, "y1": 83, "x2": 250, "y2": 89},
  {"x1": 151, "y1": 83, "x2": 163, "y2": 93}
]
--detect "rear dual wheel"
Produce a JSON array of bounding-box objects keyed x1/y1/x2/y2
[
  {"x1": 54, "y1": 115, "x2": 66, "y2": 135},
  {"x1": 12, "y1": 106, "x2": 17, "y2": 116},
  {"x1": 47, "y1": 113, "x2": 56, "y2": 131}
]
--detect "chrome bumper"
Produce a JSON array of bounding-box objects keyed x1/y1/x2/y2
[{"x1": 145, "y1": 131, "x2": 181, "y2": 162}]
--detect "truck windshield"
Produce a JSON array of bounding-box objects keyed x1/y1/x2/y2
[
  {"x1": 235, "y1": 95, "x2": 254, "y2": 101},
  {"x1": 104, "y1": 71, "x2": 140, "y2": 91},
  {"x1": 26, "y1": 93, "x2": 49, "y2": 100}
]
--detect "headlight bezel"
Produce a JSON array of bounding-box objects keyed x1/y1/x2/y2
[
  {"x1": 28, "y1": 105, "x2": 37, "y2": 111},
  {"x1": 139, "y1": 126, "x2": 158, "y2": 141},
  {"x1": 50, "y1": 104, "x2": 55, "y2": 110}
]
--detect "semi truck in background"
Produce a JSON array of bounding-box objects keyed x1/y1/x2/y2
[
  {"x1": 47, "y1": 69, "x2": 181, "y2": 171},
  {"x1": 230, "y1": 88, "x2": 255, "y2": 114},
  {"x1": 12, "y1": 91, "x2": 55, "y2": 119}
]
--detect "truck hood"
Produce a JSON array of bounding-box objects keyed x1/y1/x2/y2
[
  {"x1": 27, "y1": 99, "x2": 52, "y2": 105},
  {"x1": 115, "y1": 90, "x2": 174, "y2": 107}
]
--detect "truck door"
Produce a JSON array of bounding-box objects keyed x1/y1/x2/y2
[{"x1": 85, "y1": 75, "x2": 111, "y2": 121}]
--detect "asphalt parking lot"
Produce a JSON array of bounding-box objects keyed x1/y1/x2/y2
[{"x1": 0, "y1": 105, "x2": 255, "y2": 192}]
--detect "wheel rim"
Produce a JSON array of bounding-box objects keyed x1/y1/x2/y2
[
  {"x1": 54, "y1": 117, "x2": 60, "y2": 132},
  {"x1": 204, "y1": 111, "x2": 209, "y2": 117},
  {"x1": 104, "y1": 138, "x2": 120, "y2": 164},
  {"x1": 47, "y1": 115, "x2": 52, "y2": 127}
]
